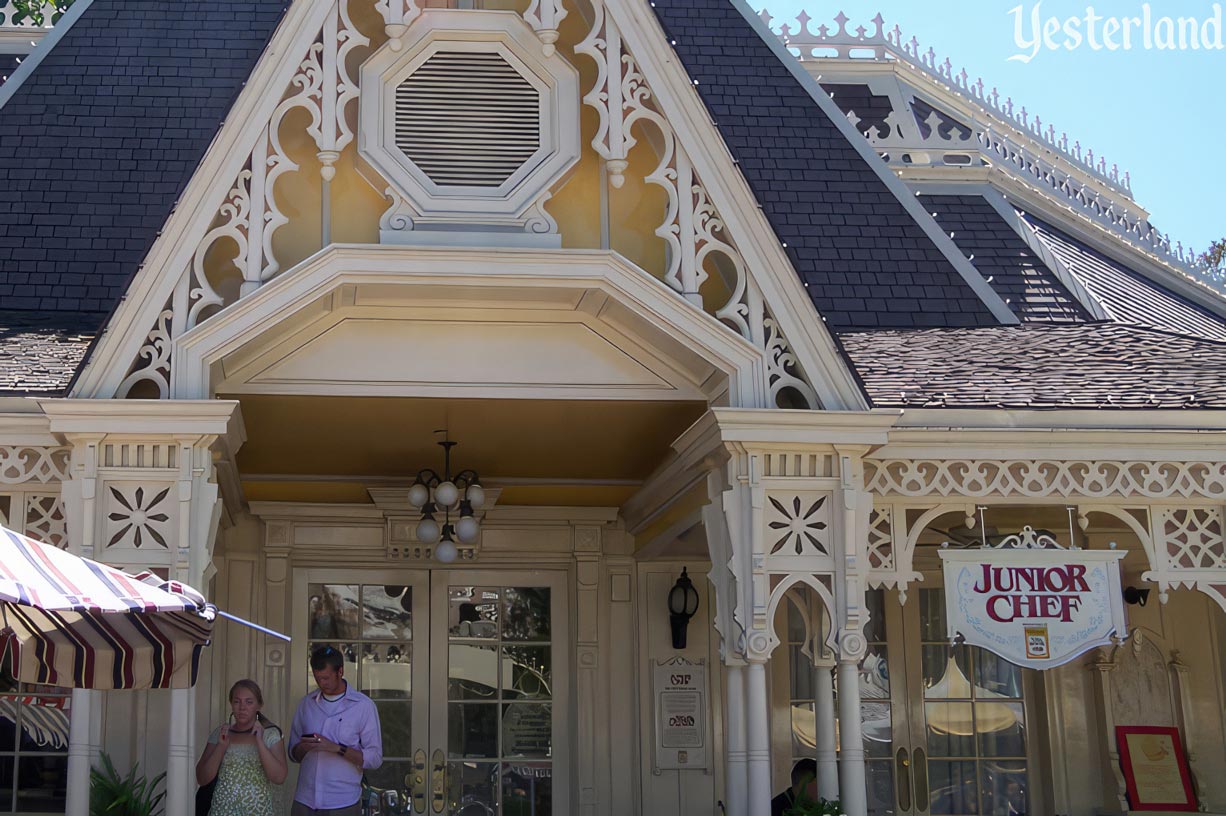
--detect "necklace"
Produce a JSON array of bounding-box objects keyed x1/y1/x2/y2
[{"x1": 230, "y1": 725, "x2": 254, "y2": 734}]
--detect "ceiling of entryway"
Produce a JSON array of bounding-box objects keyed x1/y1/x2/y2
[{"x1": 230, "y1": 394, "x2": 707, "y2": 506}]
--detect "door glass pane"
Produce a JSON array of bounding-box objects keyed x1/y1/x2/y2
[
  {"x1": 502, "y1": 704, "x2": 552, "y2": 758},
  {"x1": 450, "y1": 645, "x2": 500, "y2": 700},
  {"x1": 450, "y1": 587, "x2": 501, "y2": 639},
  {"x1": 862, "y1": 702, "x2": 892, "y2": 759},
  {"x1": 373, "y1": 701, "x2": 413, "y2": 758},
  {"x1": 923, "y1": 646, "x2": 974, "y2": 699},
  {"x1": 363, "y1": 759, "x2": 415, "y2": 796},
  {"x1": 447, "y1": 761, "x2": 498, "y2": 816},
  {"x1": 0, "y1": 756, "x2": 13, "y2": 813},
  {"x1": 502, "y1": 588, "x2": 551, "y2": 641},
  {"x1": 864, "y1": 588, "x2": 888, "y2": 643},
  {"x1": 308, "y1": 584, "x2": 360, "y2": 639},
  {"x1": 926, "y1": 703, "x2": 975, "y2": 757},
  {"x1": 975, "y1": 652, "x2": 1023, "y2": 699},
  {"x1": 862, "y1": 644, "x2": 890, "y2": 697},
  {"x1": 976, "y1": 704, "x2": 1025, "y2": 757},
  {"x1": 449, "y1": 704, "x2": 499, "y2": 758},
  {"x1": 503, "y1": 646, "x2": 552, "y2": 700},
  {"x1": 503, "y1": 762, "x2": 552, "y2": 816},
  {"x1": 928, "y1": 759, "x2": 979, "y2": 815},
  {"x1": 13, "y1": 755, "x2": 67, "y2": 813},
  {"x1": 363, "y1": 585, "x2": 413, "y2": 639},
  {"x1": 980, "y1": 761, "x2": 1026, "y2": 816},
  {"x1": 360, "y1": 643, "x2": 413, "y2": 698},
  {"x1": 865, "y1": 759, "x2": 895, "y2": 816}
]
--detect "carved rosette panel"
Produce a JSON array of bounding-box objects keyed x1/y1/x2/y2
[
  {"x1": 766, "y1": 492, "x2": 831, "y2": 557},
  {"x1": 865, "y1": 459, "x2": 1226, "y2": 500},
  {"x1": 103, "y1": 483, "x2": 177, "y2": 553},
  {"x1": 1157, "y1": 508, "x2": 1226, "y2": 570}
]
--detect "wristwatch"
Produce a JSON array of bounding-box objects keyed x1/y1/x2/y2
[{"x1": 338, "y1": 745, "x2": 348, "y2": 757}]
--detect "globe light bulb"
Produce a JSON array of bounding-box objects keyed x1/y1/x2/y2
[
  {"x1": 433, "y1": 480, "x2": 459, "y2": 509},
  {"x1": 435, "y1": 537, "x2": 459, "y2": 563},
  {"x1": 408, "y1": 483, "x2": 430, "y2": 508},
  {"x1": 466, "y1": 483, "x2": 485, "y2": 509},
  {"x1": 456, "y1": 515, "x2": 480, "y2": 543},
  {"x1": 416, "y1": 517, "x2": 441, "y2": 544}
]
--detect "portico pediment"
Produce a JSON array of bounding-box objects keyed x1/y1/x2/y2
[{"x1": 174, "y1": 245, "x2": 766, "y2": 405}]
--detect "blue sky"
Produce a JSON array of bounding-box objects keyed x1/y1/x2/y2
[{"x1": 758, "y1": 0, "x2": 1225, "y2": 252}]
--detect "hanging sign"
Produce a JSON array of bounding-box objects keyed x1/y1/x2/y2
[
  {"x1": 652, "y1": 657, "x2": 711, "y2": 771},
  {"x1": 939, "y1": 536, "x2": 1127, "y2": 669}
]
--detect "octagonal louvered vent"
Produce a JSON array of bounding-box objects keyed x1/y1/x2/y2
[{"x1": 394, "y1": 51, "x2": 541, "y2": 188}]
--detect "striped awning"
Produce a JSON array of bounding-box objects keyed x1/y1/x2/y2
[{"x1": 0, "y1": 526, "x2": 216, "y2": 690}]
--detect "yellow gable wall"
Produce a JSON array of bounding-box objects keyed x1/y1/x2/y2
[{"x1": 198, "y1": 0, "x2": 672, "y2": 295}]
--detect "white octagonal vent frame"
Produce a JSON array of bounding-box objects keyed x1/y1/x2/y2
[{"x1": 359, "y1": 10, "x2": 581, "y2": 234}]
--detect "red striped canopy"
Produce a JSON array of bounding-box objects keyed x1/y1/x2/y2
[{"x1": 0, "y1": 526, "x2": 216, "y2": 690}]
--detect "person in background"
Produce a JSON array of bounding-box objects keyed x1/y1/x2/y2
[
  {"x1": 772, "y1": 758, "x2": 819, "y2": 816},
  {"x1": 196, "y1": 679, "x2": 288, "y2": 816},
  {"x1": 288, "y1": 645, "x2": 383, "y2": 816}
]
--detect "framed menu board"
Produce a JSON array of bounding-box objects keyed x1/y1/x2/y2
[{"x1": 1116, "y1": 726, "x2": 1196, "y2": 812}]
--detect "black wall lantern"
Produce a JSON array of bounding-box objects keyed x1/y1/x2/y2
[
  {"x1": 1123, "y1": 586, "x2": 1151, "y2": 606},
  {"x1": 668, "y1": 567, "x2": 701, "y2": 649}
]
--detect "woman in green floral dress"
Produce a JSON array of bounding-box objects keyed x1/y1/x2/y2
[{"x1": 196, "y1": 679, "x2": 288, "y2": 816}]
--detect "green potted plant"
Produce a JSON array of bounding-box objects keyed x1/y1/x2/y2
[
  {"x1": 784, "y1": 795, "x2": 846, "y2": 816},
  {"x1": 89, "y1": 752, "x2": 167, "y2": 816}
]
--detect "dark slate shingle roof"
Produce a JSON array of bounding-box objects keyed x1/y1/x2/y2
[
  {"x1": 0, "y1": 53, "x2": 22, "y2": 85},
  {"x1": 926, "y1": 194, "x2": 1089, "y2": 324},
  {"x1": 0, "y1": 311, "x2": 100, "y2": 394},
  {"x1": 1020, "y1": 212, "x2": 1226, "y2": 342},
  {"x1": 0, "y1": 0, "x2": 289, "y2": 314},
  {"x1": 841, "y1": 323, "x2": 1226, "y2": 409},
  {"x1": 820, "y1": 83, "x2": 894, "y2": 139},
  {"x1": 650, "y1": 0, "x2": 1000, "y2": 331}
]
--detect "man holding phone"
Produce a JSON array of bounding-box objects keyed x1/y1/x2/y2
[{"x1": 288, "y1": 646, "x2": 384, "y2": 816}]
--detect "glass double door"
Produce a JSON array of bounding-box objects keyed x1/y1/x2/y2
[
  {"x1": 300, "y1": 569, "x2": 566, "y2": 816},
  {"x1": 863, "y1": 587, "x2": 1032, "y2": 816}
]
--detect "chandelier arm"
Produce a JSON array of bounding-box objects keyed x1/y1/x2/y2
[
  {"x1": 453, "y1": 469, "x2": 481, "y2": 486},
  {"x1": 414, "y1": 468, "x2": 443, "y2": 486}
]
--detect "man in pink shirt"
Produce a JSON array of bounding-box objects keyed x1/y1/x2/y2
[{"x1": 289, "y1": 646, "x2": 384, "y2": 816}]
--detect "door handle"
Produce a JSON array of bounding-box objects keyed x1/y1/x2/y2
[
  {"x1": 913, "y1": 747, "x2": 930, "y2": 812},
  {"x1": 896, "y1": 747, "x2": 913, "y2": 811},
  {"x1": 431, "y1": 748, "x2": 446, "y2": 814},
  {"x1": 409, "y1": 749, "x2": 427, "y2": 814}
]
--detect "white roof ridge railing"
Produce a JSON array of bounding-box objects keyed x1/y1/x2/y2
[
  {"x1": 760, "y1": 8, "x2": 1131, "y2": 193},
  {"x1": 760, "y1": 8, "x2": 1225, "y2": 296}
]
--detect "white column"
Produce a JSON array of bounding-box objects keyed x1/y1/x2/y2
[
  {"x1": 166, "y1": 688, "x2": 194, "y2": 816},
  {"x1": 814, "y1": 661, "x2": 839, "y2": 800},
  {"x1": 837, "y1": 659, "x2": 867, "y2": 816},
  {"x1": 746, "y1": 660, "x2": 772, "y2": 815},
  {"x1": 65, "y1": 689, "x2": 100, "y2": 816},
  {"x1": 724, "y1": 663, "x2": 748, "y2": 816}
]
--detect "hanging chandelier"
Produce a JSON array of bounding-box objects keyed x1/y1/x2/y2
[{"x1": 408, "y1": 437, "x2": 485, "y2": 563}]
